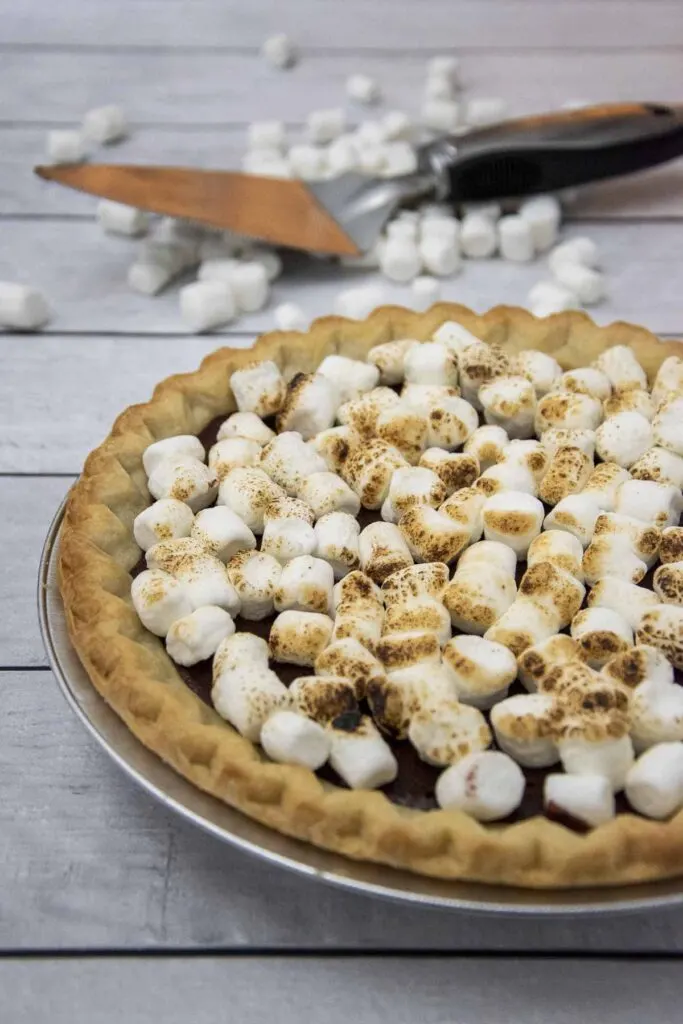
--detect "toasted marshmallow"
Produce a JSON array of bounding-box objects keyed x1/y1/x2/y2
[
  {"x1": 485, "y1": 598, "x2": 559, "y2": 656},
  {"x1": 381, "y1": 562, "x2": 449, "y2": 603},
  {"x1": 216, "y1": 411, "x2": 275, "y2": 446},
  {"x1": 399, "y1": 505, "x2": 470, "y2": 564},
  {"x1": 408, "y1": 699, "x2": 491, "y2": 767},
  {"x1": 615, "y1": 479, "x2": 682, "y2": 529},
  {"x1": 273, "y1": 555, "x2": 334, "y2": 615},
  {"x1": 588, "y1": 577, "x2": 658, "y2": 632},
  {"x1": 660, "y1": 527, "x2": 683, "y2": 564},
  {"x1": 431, "y1": 320, "x2": 482, "y2": 358},
  {"x1": 602, "y1": 644, "x2": 674, "y2": 690},
  {"x1": 375, "y1": 402, "x2": 429, "y2": 464},
  {"x1": 218, "y1": 466, "x2": 284, "y2": 534},
  {"x1": 443, "y1": 566, "x2": 516, "y2": 635},
  {"x1": 556, "y1": 367, "x2": 612, "y2": 401},
  {"x1": 435, "y1": 751, "x2": 525, "y2": 820},
  {"x1": 338, "y1": 387, "x2": 400, "y2": 437},
  {"x1": 309, "y1": 425, "x2": 356, "y2": 472},
  {"x1": 482, "y1": 491, "x2": 544, "y2": 558},
  {"x1": 581, "y1": 461, "x2": 631, "y2": 512},
  {"x1": 261, "y1": 517, "x2": 317, "y2": 565},
  {"x1": 654, "y1": 561, "x2": 683, "y2": 607},
  {"x1": 213, "y1": 632, "x2": 269, "y2": 675},
  {"x1": 653, "y1": 395, "x2": 683, "y2": 457},
  {"x1": 571, "y1": 607, "x2": 634, "y2": 667},
  {"x1": 259, "y1": 431, "x2": 328, "y2": 495},
  {"x1": 490, "y1": 693, "x2": 558, "y2": 767},
  {"x1": 263, "y1": 495, "x2": 315, "y2": 525},
  {"x1": 143, "y1": 435, "x2": 206, "y2": 476},
  {"x1": 535, "y1": 391, "x2": 602, "y2": 435},
  {"x1": 376, "y1": 630, "x2": 441, "y2": 675},
  {"x1": 146, "y1": 538, "x2": 241, "y2": 615},
  {"x1": 131, "y1": 569, "x2": 193, "y2": 637},
  {"x1": 191, "y1": 506, "x2": 256, "y2": 562},
  {"x1": 133, "y1": 498, "x2": 195, "y2": 551},
  {"x1": 582, "y1": 536, "x2": 648, "y2": 586},
  {"x1": 269, "y1": 610, "x2": 334, "y2": 666},
  {"x1": 544, "y1": 774, "x2": 615, "y2": 828},
  {"x1": 458, "y1": 343, "x2": 511, "y2": 407},
  {"x1": 652, "y1": 355, "x2": 683, "y2": 406},
  {"x1": 358, "y1": 521, "x2": 413, "y2": 584},
  {"x1": 518, "y1": 560, "x2": 585, "y2": 628},
  {"x1": 517, "y1": 634, "x2": 582, "y2": 692},
  {"x1": 289, "y1": 675, "x2": 357, "y2": 724},
  {"x1": 334, "y1": 569, "x2": 383, "y2": 612},
  {"x1": 297, "y1": 471, "x2": 360, "y2": 519},
  {"x1": 275, "y1": 372, "x2": 340, "y2": 439},
  {"x1": 544, "y1": 493, "x2": 601, "y2": 547},
  {"x1": 366, "y1": 663, "x2": 452, "y2": 739},
  {"x1": 595, "y1": 412, "x2": 653, "y2": 468},
  {"x1": 442, "y1": 635, "x2": 517, "y2": 709},
  {"x1": 527, "y1": 530, "x2": 584, "y2": 580},
  {"x1": 476, "y1": 458, "x2": 538, "y2": 497},
  {"x1": 539, "y1": 447, "x2": 593, "y2": 506},
  {"x1": 592, "y1": 511, "x2": 661, "y2": 566},
  {"x1": 625, "y1": 742, "x2": 683, "y2": 818},
  {"x1": 503, "y1": 439, "x2": 550, "y2": 481},
  {"x1": 558, "y1": 733, "x2": 634, "y2": 793},
  {"x1": 631, "y1": 446, "x2": 683, "y2": 489},
  {"x1": 147, "y1": 456, "x2": 218, "y2": 512},
  {"x1": 515, "y1": 349, "x2": 563, "y2": 396},
  {"x1": 317, "y1": 353, "x2": 379, "y2": 403},
  {"x1": 422, "y1": 394, "x2": 479, "y2": 450},
  {"x1": 541, "y1": 428, "x2": 595, "y2": 458},
  {"x1": 630, "y1": 679, "x2": 683, "y2": 752},
  {"x1": 314, "y1": 511, "x2": 361, "y2": 579},
  {"x1": 479, "y1": 375, "x2": 537, "y2": 439},
  {"x1": 260, "y1": 710, "x2": 331, "y2": 770},
  {"x1": 342, "y1": 438, "x2": 408, "y2": 509},
  {"x1": 463, "y1": 424, "x2": 509, "y2": 471},
  {"x1": 229, "y1": 360, "x2": 286, "y2": 417},
  {"x1": 315, "y1": 637, "x2": 385, "y2": 700},
  {"x1": 637, "y1": 603, "x2": 683, "y2": 669},
  {"x1": 226, "y1": 549, "x2": 282, "y2": 620},
  {"x1": 403, "y1": 341, "x2": 459, "y2": 388},
  {"x1": 329, "y1": 713, "x2": 398, "y2": 789},
  {"x1": 457, "y1": 539, "x2": 517, "y2": 577},
  {"x1": 366, "y1": 338, "x2": 415, "y2": 385},
  {"x1": 384, "y1": 595, "x2": 452, "y2": 647},
  {"x1": 419, "y1": 449, "x2": 479, "y2": 494},
  {"x1": 603, "y1": 388, "x2": 654, "y2": 421},
  {"x1": 212, "y1": 663, "x2": 291, "y2": 742},
  {"x1": 594, "y1": 345, "x2": 647, "y2": 392},
  {"x1": 165, "y1": 605, "x2": 235, "y2": 666},
  {"x1": 208, "y1": 437, "x2": 261, "y2": 480},
  {"x1": 381, "y1": 466, "x2": 446, "y2": 524},
  {"x1": 439, "y1": 487, "x2": 486, "y2": 542}
]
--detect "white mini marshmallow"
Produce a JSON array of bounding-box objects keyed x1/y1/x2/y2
[
  {"x1": 276, "y1": 373, "x2": 340, "y2": 440},
  {"x1": 133, "y1": 498, "x2": 195, "y2": 552},
  {"x1": 269, "y1": 610, "x2": 334, "y2": 667},
  {"x1": 217, "y1": 466, "x2": 284, "y2": 534},
  {"x1": 625, "y1": 743, "x2": 683, "y2": 818},
  {"x1": 260, "y1": 710, "x2": 330, "y2": 770},
  {"x1": 191, "y1": 506, "x2": 256, "y2": 562},
  {"x1": 261, "y1": 33, "x2": 297, "y2": 69},
  {"x1": 615, "y1": 478, "x2": 682, "y2": 529},
  {"x1": 288, "y1": 144, "x2": 329, "y2": 180},
  {"x1": 317, "y1": 354, "x2": 379, "y2": 406},
  {"x1": 630, "y1": 680, "x2": 683, "y2": 752},
  {"x1": 439, "y1": 486, "x2": 486, "y2": 542},
  {"x1": 490, "y1": 693, "x2": 558, "y2": 768},
  {"x1": 466, "y1": 97, "x2": 508, "y2": 126},
  {"x1": 579, "y1": 461, "x2": 630, "y2": 511},
  {"x1": 366, "y1": 339, "x2": 415, "y2": 385},
  {"x1": 380, "y1": 141, "x2": 418, "y2": 178},
  {"x1": 214, "y1": 632, "x2": 269, "y2": 674},
  {"x1": 482, "y1": 491, "x2": 544, "y2": 558},
  {"x1": 595, "y1": 412, "x2": 654, "y2": 469},
  {"x1": 313, "y1": 511, "x2": 361, "y2": 579},
  {"x1": 259, "y1": 431, "x2": 328, "y2": 495},
  {"x1": 424, "y1": 73, "x2": 455, "y2": 102},
  {"x1": 411, "y1": 275, "x2": 442, "y2": 310},
  {"x1": 261, "y1": 517, "x2": 317, "y2": 565},
  {"x1": 479, "y1": 375, "x2": 537, "y2": 439},
  {"x1": 146, "y1": 539, "x2": 241, "y2": 616},
  {"x1": 346, "y1": 72, "x2": 381, "y2": 104},
  {"x1": 652, "y1": 355, "x2": 683, "y2": 406},
  {"x1": 143, "y1": 435, "x2": 206, "y2": 477},
  {"x1": 503, "y1": 439, "x2": 551, "y2": 481},
  {"x1": 631, "y1": 446, "x2": 683, "y2": 489},
  {"x1": 558, "y1": 734, "x2": 635, "y2": 793},
  {"x1": 230, "y1": 360, "x2": 285, "y2": 418},
  {"x1": 653, "y1": 396, "x2": 683, "y2": 457},
  {"x1": 528, "y1": 529, "x2": 584, "y2": 580},
  {"x1": 97, "y1": 199, "x2": 148, "y2": 237},
  {"x1": 226, "y1": 549, "x2": 282, "y2": 620},
  {"x1": 548, "y1": 236, "x2": 600, "y2": 275},
  {"x1": 498, "y1": 215, "x2": 534, "y2": 262},
  {"x1": 329, "y1": 714, "x2": 398, "y2": 789},
  {"x1": 654, "y1": 560, "x2": 683, "y2": 607},
  {"x1": 476, "y1": 459, "x2": 538, "y2": 498},
  {"x1": 515, "y1": 349, "x2": 563, "y2": 396},
  {"x1": 216, "y1": 412, "x2": 274, "y2": 447},
  {"x1": 594, "y1": 345, "x2": 647, "y2": 392},
  {"x1": 408, "y1": 699, "x2": 491, "y2": 767},
  {"x1": 460, "y1": 212, "x2": 497, "y2": 258},
  {"x1": 46, "y1": 129, "x2": 87, "y2": 164},
  {"x1": 571, "y1": 607, "x2": 634, "y2": 667},
  {"x1": 463, "y1": 424, "x2": 509, "y2": 471},
  {"x1": 527, "y1": 280, "x2": 580, "y2": 317},
  {"x1": 544, "y1": 493, "x2": 601, "y2": 547},
  {"x1": 443, "y1": 635, "x2": 517, "y2": 709},
  {"x1": 247, "y1": 120, "x2": 286, "y2": 151},
  {"x1": 208, "y1": 437, "x2": 261, "y2": 480},
  {"x1": 82, "y1": 104, "x2": 127, "y2": 143},
  {"x1": 419, "y1": 236, "x2": 461, "y2": 278},
  {"x1": 131, "y1": 569, "x2": 193, "y2": 637},
  {"x1": 381, "y1": 466, "x2": 445, "y2": 524},
  {"x1": 383, "y1": 595, "x2": 452, "y2": 648},
  {"x1": 457, "y1": 539, "x2": 517, "y2": 577},
  {"x1": 518, "y1": 195, "x2": 562, "y2": 251},
  {"x1": 307, "y1": 107, "x2": 346, "y2": 143},
  {"x1": 0, "y1": 282, "x2": 50, "y2": 330},
  {"x1": 421, "y1": 98, "x2": 461, "y2": 132},
  {"x1": 165, "y1": 605, "x2": 235, "y2": 666},
  {"x1": 428, "y1": 55, "x2": 460, "y2": 85},
  {"x1": 230, "y1": 261, "x2": 269, "y2": 314},
  {"x1": 179, "y1": 280, "x2": 235, "y2": 332},
  {"x1": 273, "y1": 555, "x2": 334, "y2": 615},
  {"x1": 403, "y1": 342, "x2": 459, "y2": 388},
  {"x1": 588, "y1": 577, "x2": 658, "y2": 632},
  {"x1": 431, "y1": 320, "x2": 481, "y2": 357},
  {"x1": 333, "y1": 284, "x2": 385, "y2": 320},
  {"x1": 582, "y1": 535, "x2": 648, "y2": 587},
  {"x1": 342, "y1": 438, "x2": 408, "y2": 509},
  {"x1": 556, "y1": 367, "x2": 612, "y2": 402},
  {"x1": 603, "y1": 388, "x2": 654, "y2": 421},
  {"x1": 274, "y1": 301, "x2": 310, "y2": 331},
  {"x1": 535, "y1": 391, "x2": 602, "y2": 434},
  {"x1": 382, "y1": 110, "x2": 412, "y2": 139},
  {"x1": 591, "y1": 511, "x2": 661, "y2": 567},
  {"x1": 544, "y1": 774, "x2": 615, "y2": 828},
  {"x1": 435, "y1": 751, "x2": 525, "y2": 821},
  {"x1": 637, "y1": 603, "x2": 683, "y2": 670},
  {"x1": 552, "y1": 261, "x2": 605, "y2": 305},
  {"x1": 127, "y1": 261, "x2": 176, "y2": 296},
  {"x1": 147, "y1": 456, "x2": 218, "y2": 512},
  {"x1": 379, "y1": 239, "x2": 421, "y2": 283},
  {"x1": 359, "y1": 521, "x2": 413, "y2": 585},
  {"x1": 212, "y1": 664, "x2": 290, "y2": 742}
]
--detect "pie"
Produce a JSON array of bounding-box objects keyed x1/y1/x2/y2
[{"x1": 59, "y1": 303, "x2": 683, "y2": 888}]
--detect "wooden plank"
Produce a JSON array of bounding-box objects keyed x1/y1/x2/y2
[
  {"x1": 1, "y1": 222, "x2": 683, "y2": 344},
  {"x1": 5, "y1": 126, "x2": 683, "y2": 219},
  {"x1": 3, "y1": 669, "x2": 683, "y2": 951},
  {"x1": 2, "y1": 1, "x2": 681, "y2": 50},
  {"x1": 2, "y1": 50, "x2": 683, "y2": 124}
]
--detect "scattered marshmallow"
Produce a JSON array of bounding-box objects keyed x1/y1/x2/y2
[
  {"x1": 466, "y1": 97, "x2": 508, "y2": 126},
  {"x1": 288, "y1": 143, "x2": 328, "y2": 180},
  {"x1": 625, "y1": 743, "x2": 683, "y2": 818},
  {"x1": 408, "y1": 699, "x2": 491, "y2": 767},
  {"x1": 439, "y1": 486, "x2": 486, "y2": 542},
  {"x1": 273, "y1": 302, "x2": 309, "y2": 332},
  {"x1": 527, "y1": 280, "x2": 580, "y2": 317},
  {"x1": 527, "y1": 529, "x2": 584, "y2": 580},
  {"x1": 261, "y1": 33, "x2": 298, "y2": 69},
  {"x1": 97, "y1": 199, "x2": 148, "y2": 237},
  {"x1": 518, "y1": 195, "x2": 562, "y2": 252},
  {"x1": 435, "y1": 750, "x2": 525, "y2": 821},
  {"x1": 443, "y1": 634, "x2": 517, "y2": 709},
  {"x1": 261, "y1": 710, "x2": 331, "y2": 770},
  {"x1": 653, "y1": 396, "x2": 683, "y2": 457},
  {"x1": 191, "y1": 506, "x2": 256, "y2": 562},
  {"x1": 552, "y1": 260, "x2": 606, "y2": 306},
  {"x1": 147, "y1": 456, "x2": 218, "y2": 512},
  {"x1": 226, "y1": 549, "x2": 282, "y2": 620},
  {"x1": 82, "y1": 104, "x2": 127, "y2": 143},
  {"x1": 46, "y1": 129, "x2": 87, "y2": 164},
  {"x1": 587, "y1": 577, "x2": 658, "y2": 632},
  {"x1": 459, "y1": 213, "x2": 497, "y2": 258},
  {"x1": 142, "y1": 435, "x2": 205, "y2": 477},
  {"x1": 166, "y1": 605, "x2": 235, "y2": 667},
  {"x1": 218, "y1": 466, "x2": 284, "y2": 534},
  {"x1": 637, "y1": 603, "x2": 683, "y2": 669},
  {"x1": 539, "y1": 446, "x2": 593, "y2": 506},
  {"x1": 419, "y1": 235, "x2": 461, "y2": 277},
  {"x1": 571, "y1": 607, "x2": 634, "y2": 667},
  {"x1": 179, "y1": 280, "x2": 235, "y2": 332},
  {"x1": 485, "y1": 596, "x2": 560, "y2": 656},
  {"x1": 329, "y1": 714, "x2": 398, "y2": 789},
  {"x1": 131, "y1": 569, "x2": 193, "y2": 637},
  {"x1": 259, "y1": 430, "x2": 327, "y2": 494},
  {"x1": 315, "y1": 638, "x2": 385, "y2": 700},
  {"x1": 544, "y1": 774, "x2": 615, "y2": 828},
  {"x1": 376, "y1": 403, "x2": 429, "y2": 464},
  {"x1": 421, "y1": 98, "x2": 461, "y2": 131},
  {"x1": 558, "y1": 732, "x2": 635, "y2": 794},
  {"x1": 318, "y1": 354, "x2": 379, "y2": 404},
  {"x1": 535, "y1": 390, "x2": 602, "y2": 434},
  {"x1": 399, "y1": 504, "x2": 471, "y2": 564},
  {"x1": 548, "y1": 237, "x2": 600, "y2": 276},
  {"x1": 411, "y1": 275, "x2": 441, "y2": 310},
  {"x1": 615, "y1": 479, "x2": 682, "y2": 529},
  {"x1": 307, "y1": 108, "x2": 346, "y2": 143},
  {"x1": 366, "y1": 339, "x2": 415, "y2": 385},
  {"x1": 342, "y1": 437, "x2": 407, "y2": 509},
  {"x1": 498, "y1": 215, "x2": 534, "y2": 262},
  {"x1": 482, "y1": 491, "x2": 544, "y2": 558},
  {"x1": 247, "y1": 120, "x2": 286, "y2": 151},
  {"x1": 383, "y1": 595, "x2": 452, "y2": 647},
  {"x1": 580, "y1": 461, "x2": 630, "y2": 511},
  {"x1": 602, "y1": 644, "x2": 674, "y2": 690},
  {"x1": 544, "y1": 493, "x2": 601, "y2": 548},
  {"x1": 273, "y1": 554, "x2": 334, "y2": 614},
  {"x1": 269, "y1": 609, "x2": 334, "y2": 666},
  {"x1": 630, "y1": 679, "x2": 683, "y2": 752},
  {"x1": 654, "y1": 561, "x2": 683, "y2": 607},
  {"x1": 359, "y1": 521, "x2": 413, "y2": 584},
  {"x1": 490, "y1": 693, "x2": 558, "y2": 768},
  {"x1": 594, "y1": 412, "x2": 654, "y2": 469},
  {"x1": 333, "y1": 284, "x2": 385, "y2": 320},
  {"x1": 603, "y1": 388, "x2": 654, "y2": 421},
  {"x1": 379, "y1": 239, "x2": 421, "y2": 283},
  {"x1": 0, "y1": 282, "x2": 50, "y2": 330},
  {"x1": 404, "y1": 342, "x2": 458, "y2": 387}
]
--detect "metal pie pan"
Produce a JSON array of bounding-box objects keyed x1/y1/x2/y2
[{"x1": 39, "y1": 501, "x2": 683, "y2": 916}]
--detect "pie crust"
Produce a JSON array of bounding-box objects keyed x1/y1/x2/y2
[{"x1": 59, "y1": 303, "x2": 683, "y2": 888}]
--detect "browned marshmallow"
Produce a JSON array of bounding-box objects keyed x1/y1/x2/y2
[
  {"x1": 527, "y1": 529, "x2": 584, "y2": 581},
  {"x1": 381, "y1": 562, "x2": 449, "y2": 603},
  {"x1": 399, "y1": 505, "x2": 470, "y2": 563},
  {"x1": 269, "y1": 609, "x2": 334, "y2": 666},
  {"x1": 289, "y1": 675, "x2": 358, "y2": 724},
  {"x1": 315, "y1": 637, "x2": 386, "y2": 700},
  {"x1": 443, "y1": 566, "x2": 517, "y2": 635},
  {"x1": 341, "y1": 437, "x2": 408, "y2": 509},
  {"x1": 419, "y1": 448, "x2": 479, "y2": 494},
  {"x1": 538, "y1": 446, "x2": 593, "y2": 506},
  {"x1": 517, "y1": 634, "x2": 583, "y2": 692},
  {"x1": 660, "y1": 527, "x2": 683, "y2": 565}
]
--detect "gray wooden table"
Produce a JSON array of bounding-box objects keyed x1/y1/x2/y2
[{"x1": 3, "y1": 1, "x2": 683, "y2": 1017}]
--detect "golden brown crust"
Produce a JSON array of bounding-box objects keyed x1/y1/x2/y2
[{"x1": 59, "y1": 303, "x2": 683, "y2": 889}]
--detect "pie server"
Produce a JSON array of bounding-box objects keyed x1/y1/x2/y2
[{"x1": 35, "y1": 102, "x2": 683, "y2": 257}]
